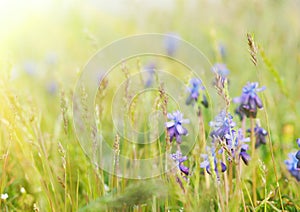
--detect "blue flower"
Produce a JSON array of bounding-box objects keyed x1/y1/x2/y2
[
  {"x1": 210, "y1": 110, "x2": 235, "y2": 141},
  {"x1": 200, "y1": 150, "x2": 227, "y2": 176},
  {"x1": 164, "y1": 33, "x2": 180, "y2": 56},
  {"x1": 226, "y1": 128, "x2": 250, "y2": 165},
  {"x1": 297, "y1": 138, "x2": 300, "y2": 148},
  {"x1": 165, "y1": 111, "x2": 189, "y2": 144},
  {"x1": 210, "y1": 110, "x2": 251, "y2": 165},
  {"x1": 46, "y1": 81, "x2": 58, "y2": 95},
  {"x1": 171, "y1": 151, "x2": 189, "y2": 176},
  {"x1": 205, "y1": 160, "x2": 227, "y2": 175},
  {"x1": 186, "y1": 78, "x2": 208, "y2": 107},
  {"x1": 285, "y1": 152, "x2": 300, "y2": 181},
  {"x1": 247, "y1": 125, "x2": 268, "y2": 148},
  {"x1": 234, "y1": 106, "x2": 246, "y2": 121},
  {"x1": 218, "y1": 43, "x2": 227, "y2": 59},
  {"x1": 143, "y1": 62, "x2": 156, "y2": 87},
  {"x1": 234, "y1": 82, "x2": 265, "y2": 118},
  {"x1": 295, "y1": 138, "x2": 300, "y2": 169},
  {"x1": 211, "y1": 63, "x2": 230, "y2": 87},
  {"x1": 296, "y1": 151, "x2": 300, "y2": 169},
  {"x1": 240, "y1": 146, "x2": 250, "y2": 165},
  {"x1": 211, "y1": 63, "x2": 230, "y2": 78}
]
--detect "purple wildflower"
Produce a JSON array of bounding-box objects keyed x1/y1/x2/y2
[
  {"x1": 164, "y1": 33, "x2": 180, "y2": 56},
  {"x1": 234, "y1": 82, "x2": 265, "y2": 118},
  {"x1": 186, "y1": 78, "x2": 208, "y2": 107},
  {"x1": 205, "y1": 160, "x2": 227, "y2": 175},
  {"x1": 210, "y1": 110, "x2": 235, "y2": 141},
  {"x1": 211, "y1": 63, "x2": 230, "y2": 78},
  {"x1": 210, "y1": 110, "x2": 251, "y2": 165},
  {"x1": 171, "y1": 151, "x2": 189, "y2": 176},
  {"x1": 218, "y1": 43, "x2": 227, "y2": 59},
  {"x1": 240, "y1": 147, "x2": 250, "y2": 165},
  {"x1": 211, "y1": 63, "x2": 230, "y2": 87},
  {"x1": 165, "y1": 111, "x2": 189, "y2": 144},
  {"x1": 297, "y1": 138, "x2": 300, "y2": 148},
  {"x1": 285, "y1": 152, "x2": 300, "y2": 181},
  {"x1": 200, "y1": 151, "x2": 227, "y2": 176},
  {"x1": 247, "y1": 125, "x2": 268, "y2": 148},
  {"x1": 296, "y1": 138, "x2": 300, "y2": 169},
  {"x1": 143, "y1": 62, "x2": 156, "y2": 87},
  {"x1": 46, "y1": 81, "x2": 58, "y2": 95},
  {"x1": 296, "y1": 151, "x2": 300, "y2": 169},
  {"x1": 235, "y1": 129, "x2": 250, "y2": 165},
  {"x1": 234, "y1": 106, "x2": 246, "y2": 121},
  {"x1": 226, "y1": 128, "x2": 250, "y2": 165}
]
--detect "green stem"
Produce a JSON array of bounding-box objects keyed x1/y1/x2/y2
[
  {"x1": 198, "y1": 108, "x2": 210, "y2": 189},
  {"x1": 263, "y1": 107, "x2": 285, "y2": 211},
  {"x1": 236, "y1": 151, "x2": 247, "y2": 211},
  {"x1": 216, "y1": 182, "x2": 225, "y2": 212},
  {"x1": 250, "y1": 117, "x2": 257, "y2": 206},
  {"x1": 256, "y1": 46, "x2": 284, "y2": 211},
  {"x1": 222, "y1": 152, "x2": 229, "y2": 210},
  {"x1": 228, "y1": 162, "x2": 233, "y2": 196}
]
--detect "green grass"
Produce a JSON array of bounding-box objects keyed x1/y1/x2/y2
[{"x1": 0, "y1": 1, "x2": 300, "y2": 211}]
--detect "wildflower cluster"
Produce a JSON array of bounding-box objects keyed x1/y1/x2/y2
[
  {"x1": 201, "y1": 110, "x2": 251, "y2": 177},
  {"x1": 165, "y1": 77, "x2": 212, "y2": 186},
  {"x1": 200, "y1": 147, "x2": 227, "y2": 178},
  {"x1": 165, "y1": 111, "x2": 190, "y2": 182},
  {"x1": 209, "y1": 110, "x2": 235, "y2": 141},
  {"x1": 161, "y1": 58, "x2": 286, "y2": 210},
  {"x1": 211, "y1": 111, "x2": 250, "y2": 165}
]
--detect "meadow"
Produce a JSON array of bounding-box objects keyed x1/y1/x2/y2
[{"x1": 0, "y1": 1, "x2": 300, "y2": 211}]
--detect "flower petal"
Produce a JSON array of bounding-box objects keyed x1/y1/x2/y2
[
  {"x1": 165, "y1": 121, "x2": 175, "y2": 128},
  {"x1": 167, "y1": 113, "x2": 174, "y2": 120},
  {"x1": 181, "y1": 119, "x2": 190, "y2": 124},
  {"x1": 176, "y1": 124, "x2": 185, "y2": 134},
  {"x1": 221, "y1": 162, "x2": 227, "y2": 172},
  {"x1": 179, "y1": 164, "x2": 189, "y2": 175},
  {"x1": 296, "y1": 151, "x2": 300, "y2": 160},
  {"x1": 240, "y1": 151, "x2": 250, "y2": 165},
  {"x1": 255, "y1": 96, "x2": 263, "y2": 108},
  {"x1": 200, "y1": 160, "x2": 208, "y2": 168}
]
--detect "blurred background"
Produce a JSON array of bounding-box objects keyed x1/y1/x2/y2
[{"x1": 1, "y1": 0, "x2": 300, "y2": 140}]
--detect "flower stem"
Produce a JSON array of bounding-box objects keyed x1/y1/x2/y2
[
  {"x1": 177, "y1": 143, "x2": 181, "y2": 152},
  {"x1": 250, "y1": 117, "x2": 257, "y2": 206},
  {"x1": 228, "y1": 162, "x2": 233, "y2": 196},
  {"x1": 198, "y1": 107, "x2": 206, "y2": 152},
  {"x1": 236, "y1": 139, "x2": 247, "y2": 211},
  {"x1": 216, "y1": 181, "x2": 225, "y2": 212},
  {"x1": 222, "y1": 152, "x2": 229, "y2": 209},
  {"x1": 242, "y1": 116, "x2": 246, "y2": 136},
  {"x1": 198, "y1": 108, "x2": 210, "y2": 189},
  {"x1": 255, "y1": 49, "x2": 285, "y2": 210}
]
